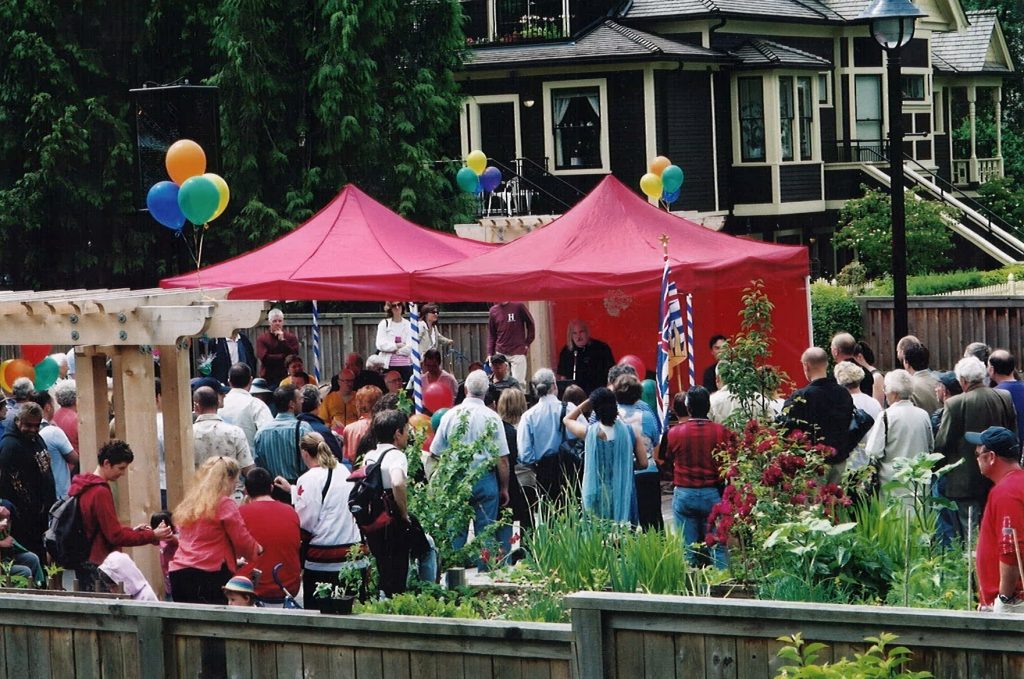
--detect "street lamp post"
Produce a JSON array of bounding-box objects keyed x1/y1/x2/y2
[{"x1": 858, "y1": 0, "x2": 925, "y2": 355}]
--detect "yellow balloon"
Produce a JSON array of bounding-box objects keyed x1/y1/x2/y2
[
  {"x1": 466, "y1": 150, "x2": 487, "y2": 175},
  {"x1": 203, "y1": 173, "x2": 230, "y2": 221},
  {"x1": 0, "y1": 359, "x2": 11, "y2": 393},
  {"x1": 640, "y1": 172, "x2": 663, "y2": 200}
]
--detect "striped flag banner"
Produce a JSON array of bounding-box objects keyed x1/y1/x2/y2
[
  {"x1": 409, "y1": 302, "x2": 423, "y2": 413},
  {"x1": 311, "y1": 300, "x2": 322, "y2": 384},
  {"x1": 656, "y1": 257, "x2": 686, "y2": 430},
  {"x1": 686, "y1": 293, "x2": 696, "y2": 388}
]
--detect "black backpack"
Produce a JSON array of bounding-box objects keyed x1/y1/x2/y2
[
  {"x1": 347, "y1": 449, "x2": 396, "y2": 535},
  {"x1": 44, "y1": 493, "x2": 91, "y2": 568}
]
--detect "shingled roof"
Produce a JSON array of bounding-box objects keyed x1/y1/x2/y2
[
  {"x1": 625, "y1": 0, "x2": 846, "y2": 23},
  {"x1": 729, "y1": 39, "x2": 832, "y2": 68},
  {"x1": 932, "y1": 10, "x2": 1013, "y2": 74},
  {"x1": 465, "y1": 19, "x2": 732, "y2": 69}
]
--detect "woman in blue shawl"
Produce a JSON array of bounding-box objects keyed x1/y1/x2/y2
[{"x1": 563, "y1": 388, "x2": 648, "y2": 523}]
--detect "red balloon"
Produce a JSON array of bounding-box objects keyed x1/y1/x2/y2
[
  {"x1": 423, "y1": 382, "x2": 454, "y2": 413},
  {"x1": 21, "y1": 345, "x2": 51, "y2": 365},
  {"x1": 618, "y1": 354, "x2": 647, "y2": 379},
  {"x1": 4, "y1": 359, "x2": 35, "y2": 389}
]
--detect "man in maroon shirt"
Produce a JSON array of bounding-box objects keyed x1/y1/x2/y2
[
  {"x1": 256, "y1": 308, "x2": 300, "y2": 385},
  {"x1": 238, "y1": 468, "x2": 300, "y2": 607},
  {"x1": 487, "y1": 302, "x2": 535, "y2": 388},
  {"x1": 67, "y1": 440, "x2": 172, "y2": 590},
  {"x1": 668, "y1": 386, "x2": 729, "y2": 569}
]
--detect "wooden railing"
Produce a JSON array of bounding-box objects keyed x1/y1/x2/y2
[
  {"x1": 0, "y1": 593, "x2": 574, "y2": 679},
  {"x1": 7, "y1": 590, "x2": 1024, "y2": 678},
  {"x1": 952, "y1": 157, "x2": 1003, "y2": 186},
  {"x1": 568, "y1": 592, "x2": 1024, "y2": 679}
]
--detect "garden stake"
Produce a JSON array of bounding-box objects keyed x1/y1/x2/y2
[
  {"x1": 1011, "y1": 527, "x2": 1024, "y2": 595},
  {"x1": 903, "y1": 505, "x2": 911, "y2": 607},
  {"x1": 967, "y1": 506, "x2": 978, "y2": 610}
]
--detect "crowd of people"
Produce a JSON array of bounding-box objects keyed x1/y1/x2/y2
[{"x1": 4, "y1": 301, "x2": 1024, "y2": 613}]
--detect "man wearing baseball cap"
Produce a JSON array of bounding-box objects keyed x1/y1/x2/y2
[{"x1": 969, "y1": 426, "x2": 1024, "y2": 612}]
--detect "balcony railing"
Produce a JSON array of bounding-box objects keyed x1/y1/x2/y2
[{"x1": 952, "y1": 157, "x2": 1003, "y2": 187}]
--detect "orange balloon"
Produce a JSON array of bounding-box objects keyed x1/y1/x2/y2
[
  {"x1": 165, "y1": 140, "x2": 207, "y2": 185},
  {"x1": 649, "y1": 155, "x2": 671, "y2": 176},
  {"x1": 409, "y1": 413, "x2": 433, "y2": 434},
  {"x1": 0, "y1": 360, "x2": 13, "y2": 393},
  {"x1": 4, "y1": 359, "x2": 35, "y2": 390}
]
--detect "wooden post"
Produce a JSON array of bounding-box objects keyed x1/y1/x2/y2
[
  {"x1": 75, "y1": 349, "x2": 110, "y2": 474},
  {"x1": 526, "y1": 300, "x2": 553, "y2": 384},
  {"x1": 159, "y1": 341, "x2": 195, "y2": 512},
  {"x1": 112, "y1": 346, "x2": 162, "y2": 597}
]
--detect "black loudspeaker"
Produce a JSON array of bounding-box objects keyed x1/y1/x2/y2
[{"x1": 130, "y1": 84, "x2": 221, "y2": 210}]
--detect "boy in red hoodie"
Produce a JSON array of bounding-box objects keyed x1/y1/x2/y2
[{"x1": 66, "y1": 440, "x2": 172, "y2": 591}]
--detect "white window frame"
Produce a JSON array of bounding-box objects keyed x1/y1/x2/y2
[
  {"x1": 731, "y1": 71, "x2": 820, "y2": 166},
  {"x1": 488, "y1": 0, "x2": 571, "y2": 42},
  {"x1": 542, "y1": 78, "x2": 611, "y2": 175},
  {"x1": 461, "y1": 94, "x2": 523, "y2": 160}
]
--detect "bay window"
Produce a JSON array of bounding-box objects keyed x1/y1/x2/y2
[{"x1": 739, "y1": 77, "x2": 766, "y2": 162}]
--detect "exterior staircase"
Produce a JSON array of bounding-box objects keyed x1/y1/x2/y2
[{"x1": 860, "y1": 161, "x2": 1024, "y2": 265}]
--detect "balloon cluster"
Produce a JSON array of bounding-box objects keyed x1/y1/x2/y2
[
  {"x1": 0, "y1": 345, "x2": 60, "y2": 393},
  {"x1": 455, "y1": 150, "x2": 502, "y2": 195},
  {"x1": 639, "y1": 156, "x2": 684, "y2": 205},
  {"x1": 146, "y1": 140, "x2": 230, "y2": 231}
]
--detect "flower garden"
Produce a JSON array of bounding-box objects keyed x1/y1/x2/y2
[{"x1": 348, "y1": 283, "x2": 972, "y2": 640}]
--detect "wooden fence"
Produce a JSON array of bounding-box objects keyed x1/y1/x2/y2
[
  {"x1": 567, "y1": 592, "x2": 1024, "y2": 679},
  {"x1": 0, "y1": 593, "x2": 573, "y2": 679},
  {"x1": 3, "y1": 591, "x2": 1024, "y2": 678},
  {"x1": 860, "y1": 295, "x2": 1024, "y2": 371}
]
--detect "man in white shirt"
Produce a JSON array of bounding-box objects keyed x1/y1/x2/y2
[
  {"x1": 219, "y1": 363, "x2": 274, "y2": 450},
  {"x1": 193, "y1": 386, "x2": 255, "y2": 501},
  {"x1": 430, "y1": 370, "x2": 510, "y2": 566}
]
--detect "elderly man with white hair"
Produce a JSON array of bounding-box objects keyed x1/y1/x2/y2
[
  {"x1": 935, "y1": 356, "x2": 1017, "y2": 542},
  {"x1": 255, "y1": 308, "x2": 299, "y2": 386},
  {"x1": 429, "y1": 369, "x2": 510, "y2": 567},
  {"x1": 863, "y1": 370, "x2": 933, "y2": 496}
]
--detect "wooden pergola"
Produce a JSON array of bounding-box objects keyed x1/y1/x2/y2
[{"x1": 0, "y1": 287, "x2": 265, "y2": 593}]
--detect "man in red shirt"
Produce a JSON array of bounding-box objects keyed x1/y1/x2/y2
[
  {"x1": 67, "y1": 440, "x2": 172, "y2": 591},
  {"x1": 487, "y1": 302, "x2": 535, "y2": 387},
  {"x1": 970, "y1": 426, "x2": 1024, "y2": 612},
  {"x1": 668, "y1": 386, "x2": 729, "y2": 569},
  {"x1": 238, "y1": 468, "x2": 301, "y2": 606}
]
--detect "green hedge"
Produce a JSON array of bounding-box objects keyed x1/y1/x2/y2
[
  {"x1": 869, "y1": 265, "x2": 1024, "y2": 296},
  {"x1": 811, "y1": 282, "x2": 862, "y2": 349}
]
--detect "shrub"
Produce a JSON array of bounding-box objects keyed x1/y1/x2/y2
[
  {"x1": 775, "y1": 632, "x2": 931, "y2": 678},
  {"x1": 810, "y1": 282, "x2": 862, "y2": 349},
  {"x1": 834, "y1": 185, "x2": 957, "y2": 278}
]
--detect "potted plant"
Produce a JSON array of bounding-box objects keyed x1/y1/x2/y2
[{"x1": 313, "y1": 552, "x2": 366, "y2": 614}]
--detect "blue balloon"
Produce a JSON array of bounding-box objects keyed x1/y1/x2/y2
[
  {"x1": 474, "y1": 177, "x2": 483, "y2": 195},
  {"x1": 663, "y1": 189, "x2": 680, "y2": 204},
  {"x1": 147, "y1": 181, "x2": 185, "y2": 230},
  {"x1": 481, "y1": 166, "x2": 502, "y2": 192}
]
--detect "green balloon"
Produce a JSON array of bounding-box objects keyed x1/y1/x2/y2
[
  {"x1": 641, "y1": 379, "x2": 658, "y2": 414},
  {"x1": 662, "y1": 165, "x2": 684, "y2": 193},
  {"x1": 431, "y1": 407, "x2": 449, "y2": 431},
  {"x1": 177, "y1": 176, "x2": 221, "y2": 224},
  {"x1": 34, "y1": 357, "x2": 60, "y2": 391},
  {"x1": 456, "y1": 167, "x2": 479, "y2": 194}
]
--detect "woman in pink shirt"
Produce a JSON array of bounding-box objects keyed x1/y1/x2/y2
[{"x1": 169, "y1": 457, "x2": 262, "y2": 604}]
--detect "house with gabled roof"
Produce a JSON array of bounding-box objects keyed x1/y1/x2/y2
[{"x1": 453, "y1": 0, "x2": 1016, "y2": 276}]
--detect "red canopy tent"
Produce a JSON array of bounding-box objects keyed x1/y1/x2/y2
[
  {"x1": 414, "y1": 176, "x2": 811, "y2": 384},
  {"x1": 160, "y1": 185, "x2": 496, "y2": 300}
]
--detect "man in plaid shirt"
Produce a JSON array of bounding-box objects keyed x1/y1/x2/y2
[{"x1": 669, "y1": 386, "x2": 729, "y2": 568}]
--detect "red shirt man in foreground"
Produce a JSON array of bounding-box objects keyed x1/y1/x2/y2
[
  {"x1": 67, "y1": 440, "x2": 172, "y2": 590},
  {"x1": 970, "y1": 426, "x2": 1024, "y2": 612}
]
